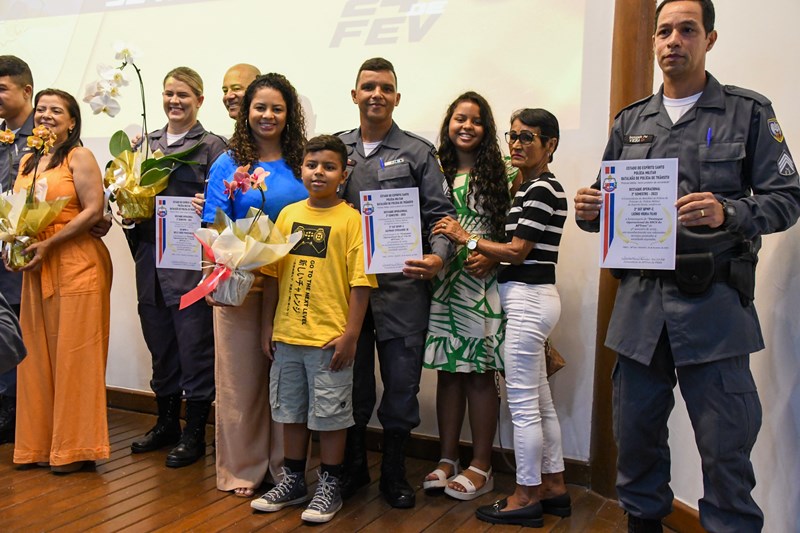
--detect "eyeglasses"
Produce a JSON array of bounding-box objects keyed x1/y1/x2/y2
[{"x1": 505, "y1": 131, "x2": 546, "y2": 146}]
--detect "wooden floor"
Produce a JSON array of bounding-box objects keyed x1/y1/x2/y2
[{"x1": 0, "y1": 409, "x2": 662, "y2": 532}]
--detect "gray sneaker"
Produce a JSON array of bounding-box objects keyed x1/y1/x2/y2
[
  {"x1": 250, "y1": 467, "x2": 309, "y2": 512},
  {"x1": 301, "y1": 470, "x2": 343, "y2": 523}
]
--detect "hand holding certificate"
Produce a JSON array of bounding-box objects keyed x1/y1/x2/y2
[
  {"x1": 359, "y1": 187, "x2": 423, "y2": 274},
  {"x1": 598, "y1": 158, "x2": 678, "y2": 270}
]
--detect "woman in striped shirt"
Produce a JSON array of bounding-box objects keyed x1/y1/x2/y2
[{"x1": 434, "y1": 108, "x2": 569, "y2": 527}]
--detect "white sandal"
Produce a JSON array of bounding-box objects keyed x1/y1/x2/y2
[
  {"x1": 423, "y1": 458, "x2": 460, "y2": 490},
  {"x1": 444, "y1": 465, "x2": 494, "y2": 501}
]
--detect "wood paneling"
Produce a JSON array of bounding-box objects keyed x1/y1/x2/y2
[{"x1": 590, "y1": 0, "x2": 657, "y2": 499}]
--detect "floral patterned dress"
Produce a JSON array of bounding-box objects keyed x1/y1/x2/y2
[{"x1": 424, "y1": 163, "x2": 516, "y2": 373}]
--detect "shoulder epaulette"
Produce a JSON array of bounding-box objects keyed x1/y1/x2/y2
[
  {"x1": 402, "y1": 130, "x2": 436, "y2": 149},
  {"x1": 335, "y1": 128, "x2": 357, "y2": 137},
  {"x1": 723, "y1": 85, "x2": 772, "y2": 106},
  {"x1": 613, "y1": 94, "x2": 655, "y2": 119},
  {"x1": 205, "y1": 131, "x2": 228, "y2": 145}
]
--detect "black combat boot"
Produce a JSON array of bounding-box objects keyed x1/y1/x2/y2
[
  {"x1": 131, "y1": 394, "x2": 182, "y2": 453},
  {"x1": 379, "y1": 430, "x2": 415, "y2": 508},
  {"x1": 628, "y1": 515, "x2": 663, "y2": 533},
  {"x1": 0, "y1": 395, "x2": 16, "y2": 444},
  {"x1": 340, "y1": 424, "x2": 371, "y2": 499},
  {"x1": 165, "y1": 399, "x2": 211, "y2": 468}
]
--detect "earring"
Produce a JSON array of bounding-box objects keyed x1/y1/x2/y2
[{"x1": 69, "y1": 127, "x2": 74, "y2": 134}]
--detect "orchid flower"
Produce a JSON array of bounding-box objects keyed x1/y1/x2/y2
[
  {"x1": 28, "y1": 125, "x2": 56, "y2": 156},
  {"x1": 223, "y1": 166, "x2": 271, "y2": 200},
  {"x1": 113, "y1": 41, "x2": 142, "y2": 66},
  {"x1": 89, "y1": 93, "x2": 122, "y2": 117},
  {"x1": 0, "y1": 129, "x2": 14, "y2": 144},
  {"x1": 23, "y1": 125, "x2": 56, "y2": 205},
  {"x1": 98, "y1": 63, "x2": 130, "y2": 87},
  {"x1": 223, "y1": 179, "x2": 240, "y2": 200},
  {"x1": 251, "y1": 167, "x2": 268, "y2": 190}
]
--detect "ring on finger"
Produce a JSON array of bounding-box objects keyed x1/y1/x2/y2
[{"x1": 700, "y1": 209, "x2": 705, "y2": 217}]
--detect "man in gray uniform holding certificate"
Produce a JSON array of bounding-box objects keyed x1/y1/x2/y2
[
  {"x1": 574, "y1": 1, "x2": 800, "y2": 532},
  {"x1": 338, "y1": 57, "x2": 455, "y2": 508}
]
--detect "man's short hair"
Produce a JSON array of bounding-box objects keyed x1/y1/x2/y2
[
  {"x1": 655, "y1": 0, "x2": 715, "y2": 34},
  {"x1": 355, "y1": 57, "x2": 397, "y2": 88},
  {"x1": 304, "y1": 134, "x2": 348, "y2": 169},
  {"x1": 0, "y1": 55, "x2": 33, "y2": 89}
]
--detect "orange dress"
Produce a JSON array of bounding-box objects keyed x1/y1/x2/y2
[{"x1": 12, "y1": 149, "x2": 113, "y2": 466}]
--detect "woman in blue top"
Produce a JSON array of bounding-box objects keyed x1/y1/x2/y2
[{"x1": 202, "y1": 73, "x2": 308, "y2": 498}]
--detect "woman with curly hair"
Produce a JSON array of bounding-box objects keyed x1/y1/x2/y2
[
  {"x1": 202, "y1": 73, "x2": 308, "y2": 498},
  {"x1": 422, "y1": 91, "x2": 517, "y2": 500}
]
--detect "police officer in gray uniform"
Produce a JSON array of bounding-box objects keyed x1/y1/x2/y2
[
  {"x1": 127, "y1": 67, "x2": 226, "y2": 468},
  {"x1": 575, "y1": 2, "x2": 800, "y2": 532},
  {"x1": 338, "y1": 57, "x2": 456, "y2": 508},
  {"x1": 0, "y1": 55, "x2": 33, "y2": 444}
]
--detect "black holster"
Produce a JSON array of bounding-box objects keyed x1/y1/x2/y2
[{"x1": 728, "y1": 247, "x2": 758, "y2": 306}]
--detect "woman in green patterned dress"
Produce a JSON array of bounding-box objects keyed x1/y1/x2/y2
[{"x1": 422, "y1": 92, "x2": 517, "y2": 500}]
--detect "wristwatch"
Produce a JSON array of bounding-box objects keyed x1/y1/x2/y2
[
  {"x1": 466, "y1": 234, "x2": 481, "y2": 250},
  {"x1": 720, "y1": 198, "x2": 736, "y2": 229}
]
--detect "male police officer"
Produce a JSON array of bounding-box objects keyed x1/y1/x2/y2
[
  {"x1": 575, "y1": 2, "x2": 800, "y2": 532},
  {"x1": 0, "y1": 55, "x2": 34, "y2": 444},
  {"x1": 338, "y1": 57, "x2": 455, "y2": 508}
]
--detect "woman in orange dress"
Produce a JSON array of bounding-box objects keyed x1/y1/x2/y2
[{"x1": 10, "y1": 89, "x2": 112, "y2": 473}]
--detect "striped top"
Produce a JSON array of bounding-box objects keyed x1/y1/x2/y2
[{"x1": 497, "y1": 172, "x2": 567, "y2": 284}]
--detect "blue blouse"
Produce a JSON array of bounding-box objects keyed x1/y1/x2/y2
[{"x1": 202, "y1": 151, "x2": 308, "y2": 223}]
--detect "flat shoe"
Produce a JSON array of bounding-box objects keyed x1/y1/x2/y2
[
  {"x1": 541, "y1": 492, "x2": 571, "y2": 517},
  {"x1": 476, "y1": 498, "x2": 544, "y2": 528},
  {"x1": 51, "y1": 461, "x2": 87, "y2": 474},
  {"x1": 234, "y1": 487, "x2": 255, "y2": 498},
  {"x1": 444, "y1": 465, "x2": 493, "y2": 501},
  {"x1": 423, "y1": 458, "x2": 460, "y2": 490}
]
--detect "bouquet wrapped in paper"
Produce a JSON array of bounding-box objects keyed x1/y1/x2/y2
[
  {"x1": 103, "y1": 131, "x2": 202, "y2": 223},
  {"x1": 0, "y1": 125, "x2": 70, "y2": 269},
  {"x1": 179, "y1": 207, "x2": 301, "y2": 309},
  {"x1": 0, "y1": 184, "x2": 70, "y2": 269}
]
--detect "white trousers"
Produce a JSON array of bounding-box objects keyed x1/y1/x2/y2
[{"x1": 500, "y1": 281, "x2": 565, "y2": 486}]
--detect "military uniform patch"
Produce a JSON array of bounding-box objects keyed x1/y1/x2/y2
[
  {"x1": 625, "y1": 135, "x2": 654, "y2": 144},
  {"x1": 778, "y1": 151, "x2": 796, "y2": 176},
  {"x1": 768, "y1": 118, "x2": 784, "y2": 143}
]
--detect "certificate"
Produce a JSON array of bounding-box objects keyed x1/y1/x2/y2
[
  {"x1": 360, "y1": 187, "x2": 423, "y2": 274},
  {"x1": 599, "y1": 158, "x2": 678, "y2": 270},
  {"x1": 155, "y1": 196, "x2": 202, "y2": 271}
]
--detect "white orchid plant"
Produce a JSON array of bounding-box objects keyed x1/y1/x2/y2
[{"x1": 84, "y1": 42, "x2": 203, "y2": 224}]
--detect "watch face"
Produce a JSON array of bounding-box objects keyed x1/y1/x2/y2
[{"x1": 466, "y1": 237, "x2": 477, "y2": 250}]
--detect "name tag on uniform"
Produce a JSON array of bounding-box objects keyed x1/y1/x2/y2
[
  {"x1": 625, "y1": 135, "x2": 654, "y2": 144},
  {"x1": 384, "y1": 158, "x2": 405, "y2": 167}
]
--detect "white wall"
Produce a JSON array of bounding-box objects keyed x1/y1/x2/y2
[{"x1": 658, "y1": 2, "x2": 800, "y2": 531}]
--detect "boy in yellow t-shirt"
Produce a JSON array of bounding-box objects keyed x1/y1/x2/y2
[{"x1": 251, "y1": 135, "x2": 376, "y2": 523}]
